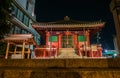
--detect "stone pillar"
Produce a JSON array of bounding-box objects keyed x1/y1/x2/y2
[{"x1": 110, "y1": 0, "x2": 120, "y2": 53}]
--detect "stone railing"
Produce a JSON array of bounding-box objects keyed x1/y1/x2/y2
[{"x1": 0, "y1": 58, "x2": 120, "y2": 78}]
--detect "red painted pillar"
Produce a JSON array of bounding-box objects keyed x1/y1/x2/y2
[
  {"x1": 97, "y1": 45, "x2": 102, "y2": 57},
  {"x1": 86, "y1": 31, "x2": 90, "y2": 46},
  {"x1": 46, "y1": 31, "x2": 49, "y2": 46},
  {"x1": 86, "y1": 31, "x2": 91, "y2": 57},
  {"x1": 58, "y1": 34, "x2": 62, "y2": 48},
  {"x1": 46, "y1": 31, "x2": 50, "y2": 57},
  {"x1": 74, "y1": 34, "x2": 77, "y2": 48},
  {"x1": 58, "y1": 34, "x2": 59, "y2": 49}
]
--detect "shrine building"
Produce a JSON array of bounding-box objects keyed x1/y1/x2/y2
[{"x1": 32, "y1": 16, "x2": 105, "y2": 58}]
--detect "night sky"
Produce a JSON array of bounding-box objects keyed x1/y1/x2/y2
[{"x1": 35, "y1": 0, "x2": 116, "y2": 50}]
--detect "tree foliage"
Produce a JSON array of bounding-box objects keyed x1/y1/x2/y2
[
  {"x1": 0, "y1": 0, "x2": 12, "y2": 55},
  {"x1": 0, "y1": 0, "x2": 12, "y2": 39}
]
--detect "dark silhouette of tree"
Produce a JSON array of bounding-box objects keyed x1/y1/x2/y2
[
  {"x1": 0, "y1": 0, "x2": 12, "y2": 39},
  {"x1": 0, "y1": 0, "x2": 12, "y2": 55}
]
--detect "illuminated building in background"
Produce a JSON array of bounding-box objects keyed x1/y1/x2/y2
[{"x1": 10, "y1": 0, "x2": 40, "y2": 45}]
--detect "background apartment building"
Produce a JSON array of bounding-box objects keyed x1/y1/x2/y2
[{"x1": 10, "y1": 0, "x2": 40, "y2": 45}]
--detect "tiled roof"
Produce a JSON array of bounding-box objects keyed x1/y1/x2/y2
[
  {"x1": 32, "y1": 22, "x2": 105, "y2": 28},
  {"x1": 32, "y1": 16, "x2": 105, "y2": 30}
]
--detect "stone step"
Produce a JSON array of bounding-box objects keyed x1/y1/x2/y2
[
  {"x1": 59, "y1": 48, "x2": 75, "y2": 53},
  {"x1": 58, "y1": 48, "x2": 81, "y2": 58}
]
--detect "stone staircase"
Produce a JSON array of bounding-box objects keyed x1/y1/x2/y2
[{"x1": 57, "y1": 48, "x2": 81, "y2": 58}]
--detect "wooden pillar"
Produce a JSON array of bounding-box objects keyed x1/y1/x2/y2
[
  {"x1": 21, "y1": 41, "x2": 25, "y2": 59},
  {"x1": 5, "y1": 41, "x2": 10, "y2": 59},
  {"x1": 14, "y1": 45, "x2": 17, "y2": 54},
  {"x1": 27, "y1": 45, "x2": 30, "y2": 59}
]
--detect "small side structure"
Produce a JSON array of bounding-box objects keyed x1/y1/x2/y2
[{"x1": 4, "y1": 34, "x2": 36, "y2": 59}]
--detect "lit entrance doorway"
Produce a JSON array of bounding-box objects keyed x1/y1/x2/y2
[{"x1": 62, "y1": 35, "x2": 74, "y2": 48}]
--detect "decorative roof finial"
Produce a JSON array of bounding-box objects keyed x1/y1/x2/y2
[{"x1": 64, "y1": 16, "x2": 70, "y2": 21}]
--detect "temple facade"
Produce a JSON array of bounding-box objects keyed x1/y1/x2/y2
[{"x1": 32, "y1": 16, "x2": 105, "y2": 58}]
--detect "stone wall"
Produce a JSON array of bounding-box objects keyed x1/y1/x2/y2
[{"x1": 0, "y1": 58, "x2": 120, "y2": 78}]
